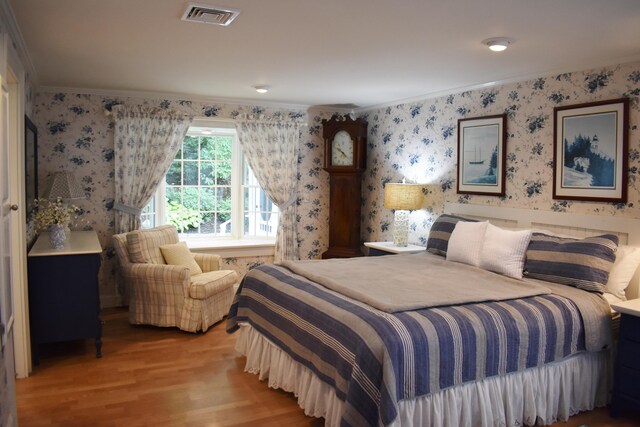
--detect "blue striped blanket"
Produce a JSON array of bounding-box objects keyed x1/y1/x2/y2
[{"x1": 227, "y1": 263, "x2": 591, "y2": 426}]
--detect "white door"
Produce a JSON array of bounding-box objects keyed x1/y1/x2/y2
[{"x1": 0, "y1": 60, "x2": 18, "y2": 426}]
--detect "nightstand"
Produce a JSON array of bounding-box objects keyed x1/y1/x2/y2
[
  {"x1": 364, "y1": 241, "x2": 426, "y2": 256},
  {"x1": 610, "y1": 298, "x2": 640, "y2": 418}
]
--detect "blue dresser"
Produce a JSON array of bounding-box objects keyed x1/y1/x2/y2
[
  {"x1": 27, "y1": 231, "x2": 103, "y2": 365},
  {"x1": 610, "y1": 299, "x2": 640, "y2": 417}
]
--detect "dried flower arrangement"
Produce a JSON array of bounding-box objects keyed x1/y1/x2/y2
[{"x1": 32, "y1": 197, "x2": 80, "y2": 231}]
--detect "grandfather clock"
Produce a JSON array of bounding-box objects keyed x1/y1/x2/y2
[{"x1": 322, "y1": 115, "x2": 368, "y2": 259}]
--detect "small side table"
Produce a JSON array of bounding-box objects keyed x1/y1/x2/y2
[
  {"x1": 364, "y1": 241, "x2": 426, "y2": 257},
  {"x1": 28, "y1": 231, "x2": 103, "y2": 364},
  {"x1": 610, "y1": 298, "x2": 640, "y2": 418}
]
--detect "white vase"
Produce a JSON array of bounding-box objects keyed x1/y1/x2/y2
[{"x1": 49, "y1": 224, "x2": 66, "y2": 249}]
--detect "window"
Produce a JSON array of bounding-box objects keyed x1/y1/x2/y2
[{"x1": 142, "y1": 122, "x2": 278, "y2": 243}]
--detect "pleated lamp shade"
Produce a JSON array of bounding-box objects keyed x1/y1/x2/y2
[
  {"x1": 383, "y1": 183, "x2": 423, "y2": 210},
  {"x1": 383, "y1": 182, "x2": 423, "y2": 247},
  {"x1": 42, "y1": 172, "x2": 86, "y2": 200}
]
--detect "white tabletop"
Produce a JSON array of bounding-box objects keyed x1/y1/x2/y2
[
  {"x1": 29, "y1": 230, "x2": 102, "y2": 257},
  {"x1": 610, "y1": 298, "x2": 640, "y2": 317},
  {"x1": 364, "y1": 241, "x2": 426, "y2": 254}
]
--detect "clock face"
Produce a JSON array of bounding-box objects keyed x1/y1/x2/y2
[{"x1": 331, "y1": 130, "x2": 354, "y2": 166}]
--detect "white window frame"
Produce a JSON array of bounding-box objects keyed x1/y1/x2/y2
[{"x1": 144, "y1": 119, "x2": 276, "y2": 253}]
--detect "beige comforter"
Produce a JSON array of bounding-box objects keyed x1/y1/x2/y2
[{"x1": 281, "y1": 252, "x2": 549, "y2": 313}]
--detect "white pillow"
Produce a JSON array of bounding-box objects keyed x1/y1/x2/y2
[
  {"x1": 605, "y1": 245, "x2": 640, "y2": 300},
  {"x1": 446, "y1": 221, "x2": 488, "y2": 267},
  {"x1": 602, "y1": 292, "x2": 625, "y2": 308},
  {"x1": 479, "y1": 223, "x2": 532, "y2": 279}
]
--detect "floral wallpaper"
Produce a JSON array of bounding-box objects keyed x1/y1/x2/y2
[
  {"x1": 32, "y1": 92, "x2": 333, "y2": 307},
  {"x1": 32, "y1": 60, "x2": 640, "y2": 307},
  {"x1": 360, "y1": 61, "x2": 640, "y2": 246}
]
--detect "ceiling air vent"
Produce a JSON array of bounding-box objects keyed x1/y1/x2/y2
[{"x1": 181, "y1": 3, "x2": 240, "y2": 26}]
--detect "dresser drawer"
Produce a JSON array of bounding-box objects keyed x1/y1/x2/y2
[
  {"x1": 615, "y1": 365, "x2": 640, "y2": 399},
  {"x1": 620, "y1": 313, "x2": 640, "y2": 342},
  {"x1": 619, "y1": 339, "x2": 640, "y2": 369}
]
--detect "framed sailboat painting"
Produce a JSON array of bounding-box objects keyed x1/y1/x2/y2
[{"x1": 457, "y1": 114, "x2": 506, "y2": 196}]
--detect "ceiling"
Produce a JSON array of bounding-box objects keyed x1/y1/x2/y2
[{"x1": 8, "y1": 0, "x2": 640, "y2": 109}]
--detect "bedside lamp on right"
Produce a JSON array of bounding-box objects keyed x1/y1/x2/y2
[{"x1": 383, "y1": 181, "x2": 424, "y2": 247}]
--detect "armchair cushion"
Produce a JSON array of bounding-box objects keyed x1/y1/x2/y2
[
  {"x1": 193, "y1": 253, "x2": 222, "y2": 272},
  {"x1": 127, "y1": 225, "x2": 178, "y2": 264},
  {"x1": 190, "y1": 270, "x2": 238, "y2": 300},
  {"x1": 160, "y1": 242, "x2": 203, "y2": 276}
]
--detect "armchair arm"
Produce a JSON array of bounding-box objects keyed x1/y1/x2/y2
[
  {"x1": 125, "y1": 263, "x2": 191, "y2": 298},
  {"x1": 193, "y1": 253, "x2": 222, "y2": 272}
]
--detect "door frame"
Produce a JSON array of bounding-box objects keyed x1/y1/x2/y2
[{"x1": 6, "y1": 39, "x2": 29, "y2": 378}]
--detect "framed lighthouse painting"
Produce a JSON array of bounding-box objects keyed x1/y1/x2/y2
[
  {"x1": 553, "y1": 98, "x2": 629, "y2": 203},
  {"x1": 457, "y1": 114, "x2": 507, "y2": 196}
]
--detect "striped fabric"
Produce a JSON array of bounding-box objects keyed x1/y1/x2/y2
[
  {"x1": 524, "y1": 233, "x2": 618, "y2": 293},
  {"x1": 227, "y1": 264, "x2": 586, "y2": 426},
  {"x1": 126, "y1": 224, "x2": 178, "y2": 264},
  {"x1": 426, "y1": 214, "x2": 477, "y2": 256}
]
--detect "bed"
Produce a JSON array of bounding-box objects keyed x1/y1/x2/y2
[{"x1": 226, "y1": 203, "x2": 640, "y2": 427}]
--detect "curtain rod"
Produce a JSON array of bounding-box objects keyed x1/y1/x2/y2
[{"x1": 104, "y1": 111, "x2": 308, "y2": 125}]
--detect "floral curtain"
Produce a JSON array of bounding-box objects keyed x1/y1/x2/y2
[
  {"x1": 236, "y1": 116, "x2": 303, "y2": 262},
  {"x1": 112, "y1": 105, "x2": 193, "y2": 233}
]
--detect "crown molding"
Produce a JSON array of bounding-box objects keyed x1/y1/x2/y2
[
  {"x1": 355, "y1": 54, "x2": 640, "y2": 113},
  {"x1": 0, "y1": 0, "x2": 37, "y2": 83},
  {"x1": 37, "y1": 85, "x2": 351, "y2": 115}
]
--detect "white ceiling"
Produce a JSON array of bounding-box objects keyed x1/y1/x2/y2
[{"x1": 8, "y1": 0, "x2": 640, "y2": 109}]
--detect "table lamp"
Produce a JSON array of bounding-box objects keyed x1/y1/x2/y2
[
  {"x1": 41, "y1": 171, "x2": 85, "y2": 200},
  {"x1": 383, "y1": 181, "x2": 423, "y2": 247}
]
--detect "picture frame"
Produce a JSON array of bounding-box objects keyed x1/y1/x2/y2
[
  {"x1": 457, "y1": 114, "x2": 506, "y2": 196},
  {"x1": 25, "y1": 115, "x2": 38, "y2": 221},
  {"x1": 553, "y1": 98, "x2": 629, "y2": 203}
]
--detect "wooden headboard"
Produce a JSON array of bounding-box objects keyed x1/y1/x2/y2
[{"x1": 444, "y1": 203, "x2": 640, "y2": 300}]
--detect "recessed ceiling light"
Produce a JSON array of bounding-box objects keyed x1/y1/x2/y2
[
  {"x1": 482, "y1": 37, "x2": 514, "y2": 52},
  {"x1": 254, "y1": 85, "x2": 270, "y2": 94}
]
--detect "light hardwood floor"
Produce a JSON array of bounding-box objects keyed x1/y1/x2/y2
[{"x1": 16, "y1": 308, "x2": 639, "y2": 426}]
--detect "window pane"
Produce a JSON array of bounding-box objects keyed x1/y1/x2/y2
[
  {"x1": 183, "y1": 187, "x2": 199, "y2": 210},
  {"x1": 243, "y1": 211, "x2": 253, "y2": 235},
  {"x1": 217, "y1": 186, "x2": 231, "y2": 216},
  {"x1": 183, "y1": 162, "x2": 198, "y2": 186},
  {"x1": 166, "y1": 161, "x2": 182, "y2": 185},
  {"x1": 166, "y1": 186, "x2": 181, "y2": 204},
  {"x1": 217, "y1": 213, "x2": 231, "y2": 235},
  {"x1": 168, "y1": 202, "x2": 201, "y2": 233},
  {"x1": 200, "y1": 161, "x2": 215, "y2": 185},
  {"x1": 200, "y1": 137, "x2": 216, "y2": 160},
  {"x1": 200, "y1": 187, "x2": 215, "y2": 212},
  {"x1": 141, "y1": 197, "x2": 155, "y2": 229},
  {"x1": 216, "y1": 136, "x2": 232, "y2": 160},
  {"x1": 244, "y1": 186, "x2": 258, "y2": 212},
  {"x1": 183, "y1": 136, "x2": 199, "y2": 160},
  {"x1": 243, "y1": 163, "x2": 279, "y2": 238},
  {"x1": 217, "y1": 161, "x2": 232, "y2": 185},
  {"x1": 200, "y1": 213, "x2": 217, "y2": 234}
]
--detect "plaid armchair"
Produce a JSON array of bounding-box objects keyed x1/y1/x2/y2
[{"x1": 113, "y1": 225, "x2": 238, "y2": 333}]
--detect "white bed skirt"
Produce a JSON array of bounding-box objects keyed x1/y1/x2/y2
[{"x1": 236, "y1": 324, "x2": 612, "y2": 427}]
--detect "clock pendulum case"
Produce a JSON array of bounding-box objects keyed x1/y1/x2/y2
[{"x1": 321, "y1": 115, "x2": 368, "y2": 259}]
